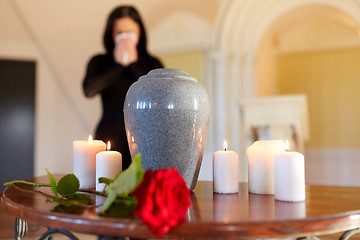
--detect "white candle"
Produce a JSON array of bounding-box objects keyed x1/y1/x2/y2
[
  {"x1": 96, "y1": 141, "x2": 122, "y2": 192},
  {"x1": 246, "y1": 140, "x2": 285, "y2": 194},
  {"x1": 274, "y1": 141, "x2": 305, "y2": 202},
  {"x1": 213, "y1": 140, "x2": 239, "y2": 194},
  {"x1": 73, "y1": 135, "x2": 106, "y2": 189}
]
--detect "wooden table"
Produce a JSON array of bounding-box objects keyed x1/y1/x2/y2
[{"x1": 2, "y1": 175, "x2": 360, "y2": 239}]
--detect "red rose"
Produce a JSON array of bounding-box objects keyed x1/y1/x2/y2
[{"x1": 132, "y1": 168, "x2": 191, "y2": 237}]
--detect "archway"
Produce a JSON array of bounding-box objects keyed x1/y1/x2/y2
[{"x1": 210, "y1": 0, "x2": 360, "y2": 181}]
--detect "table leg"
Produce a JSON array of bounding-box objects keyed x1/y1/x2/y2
[
  {"x1": 339, "y1": 228, "x2": 360, "y2": 240},
  {"x1": 98, "y1": 236, "x2": 131, "y2": 240},
  {"x1": 15, "y1": 218, "x2": 27, "y2": 240},
  {"x1": 14, "y1": 218, "x2": 79, "y2": 240},
  {"x1": 38, "y1": 228, "x2": 79, "y2": 240},
  {"x1": 297, "y1": 236, "x2": 320, "y2": 240}
]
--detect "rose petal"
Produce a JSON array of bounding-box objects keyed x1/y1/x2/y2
[{"x1": 133, "y1": 168, "x2": 191, "y2": 237}]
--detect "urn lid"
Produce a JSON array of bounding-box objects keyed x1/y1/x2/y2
[{"x1": 139, "y1": 68, "x2": 197, "y2": 82}]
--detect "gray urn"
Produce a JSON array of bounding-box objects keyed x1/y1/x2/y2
[{"x1": 124, "y1": 68, "x2": 210, "y2": 190}]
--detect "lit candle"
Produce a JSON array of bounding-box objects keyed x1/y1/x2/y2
[
  {"x1": 73, "y1": 135, "x2": 106, "y2": 189},
  {"x1": 213, "y1": 140, "x2": 239, "y2": 194},
  {"x1": 96, "y1": 141, "x2": 122, "y2": 192},
  {"x1": 246, "y1": 140, "x2": 286, "y2": 194},
  {"x1": 274, "y1": 141, "x2": 305, "y2": 202}
]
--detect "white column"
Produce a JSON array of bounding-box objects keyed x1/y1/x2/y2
[
  {"x1": 242, "y1": 53, "x2": 257, "y2": 99},
  {"x1": 230, "y1": 51, "x2": 247, "y2": 181},
  {"x1": 203, "y1": 50, "x2": 215, "y2": 154},
  {"x1": 205, "y1": 51, "x2": 257, "y2": 183},
  {"x1": 240, "y1": 53, "x2": 257, "y2": 182},
  {"x1": 229, "y1": 51, "x2": 242, "y2": 154},
  {"x1": 198, "y1": 50, "x2": 229, "y2": 181},
  {"x1": 210, "y1": 51, "x2": 229, "y2": 150}
]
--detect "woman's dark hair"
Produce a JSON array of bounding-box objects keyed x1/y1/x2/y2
[{"x1": 103, "y1": 6, "x2": 148, "y2": 56}]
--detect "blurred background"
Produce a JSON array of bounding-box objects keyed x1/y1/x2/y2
[{"x1": 1, "y1": 0, "x2": 360, "y2": 192}]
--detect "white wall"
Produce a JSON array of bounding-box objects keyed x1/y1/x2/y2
[
  {"x1": 257, "y1": 5, "x2": 360, "y2": 97},
  {"x1": 0, "y1": 0, "x2": 219, "y2": 177},
  {"x1": 0, "y1": 1, "x2": 102, "y2": 176},
  {"x1": 211, "y1": 0, "x2": 360, "y2": 185},
  {"x1": 2, "y1": 0, "x2": 360, "y2": 186},
  {"x1": 255, "y1": 4, "x2": 360, "y2": 186}
]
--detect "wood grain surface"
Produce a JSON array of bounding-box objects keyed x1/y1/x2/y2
[{"x1": 2, "y1": 175, "x2": 360, "y2": 239}]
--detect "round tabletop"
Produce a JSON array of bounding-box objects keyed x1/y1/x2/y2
[{"x1": 2, "y1": 175, "x2": 360, "y2": 239}]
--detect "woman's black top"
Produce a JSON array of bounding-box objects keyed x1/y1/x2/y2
[{"x1": 83, "y1": 53, "x2": 163, "y2": 169}]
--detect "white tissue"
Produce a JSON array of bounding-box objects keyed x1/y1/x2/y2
[{"x1": 115, "y1": 32, "x2": 138, "y2": 44}]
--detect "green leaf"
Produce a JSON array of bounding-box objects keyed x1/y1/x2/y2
[
  {"x1": 3, "y1": 180, "x2": 51, "y2": 187},
  {"x1": 99, "y1": 153, "x2": 144, "y2": 214},
  {"x1": 57, "y1": 174, "x2": 79, "y2": 197},
  {"x1": 99, "y1": 192, "x2": 117, "y2": 215},
  {"x1": 98, "y1": 177, "x2": 113, "y2": 185},
  {"x1": 101, "y1": 197, "x2": 137, "y2": 218},
  {"x1": 46, "y1": 169, "x2": 59, "y2": 202},
  {"x1": 52, "y1": 204, "x2": 85, "y2": 215},
  {"x1": 66, "y1": 193, "x2": 93, "y2": 205}
]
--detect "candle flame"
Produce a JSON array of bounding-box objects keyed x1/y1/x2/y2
[
  {"x1": 107, "y1": 141, "x2": 111, "y2": 151},
  {"x1": 88, "y1": 135, "x2": 93, "y2": 144},
  {"x1": 223, "y1": 140, "x2": 228, "y2": 151},
  {"x1": 285, "y1": 140, "x2": 290, "y2": 151}
]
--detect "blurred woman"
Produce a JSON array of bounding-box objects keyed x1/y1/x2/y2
[{"x1": 83, "y1": 6, "x2": 163, "y2": 169}]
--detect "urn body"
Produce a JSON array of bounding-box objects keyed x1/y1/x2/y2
[{"x1": 124, "y1": 68, "x2": 210, "y2": 190}]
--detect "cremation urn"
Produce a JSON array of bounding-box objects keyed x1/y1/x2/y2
[{"x1": 124, "y1": 68, "x2": 210, "y2": 190}]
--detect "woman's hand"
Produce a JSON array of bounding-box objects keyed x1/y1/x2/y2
[{"x1": 113, "y1": 37, "x2": 138, "y2": 66}]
